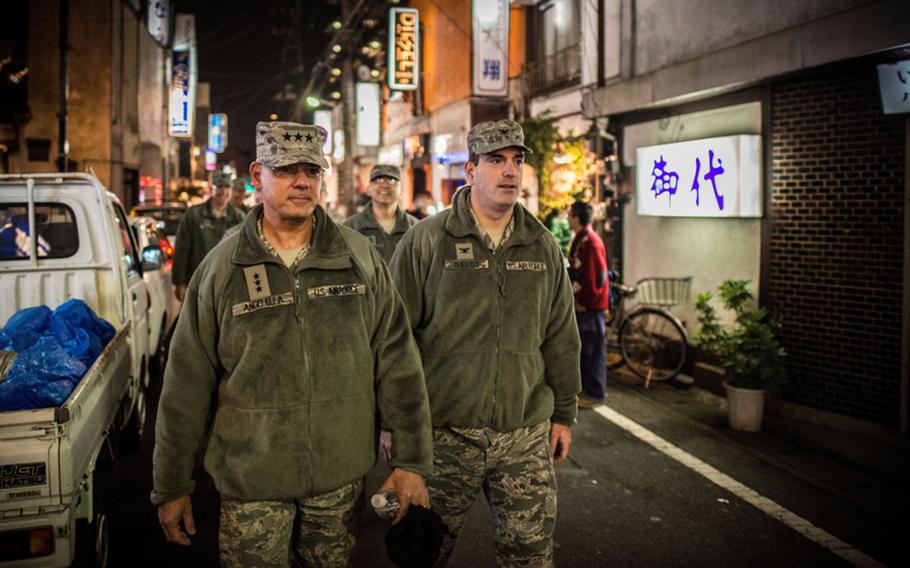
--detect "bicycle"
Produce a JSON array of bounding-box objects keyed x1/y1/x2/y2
[{"x1": 605, "y1": 275, "x2": 691, "y2": 386}]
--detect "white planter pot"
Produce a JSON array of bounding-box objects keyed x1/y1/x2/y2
[{"x1": 723, "y1": 381, "x2": 767, "y2": 432}]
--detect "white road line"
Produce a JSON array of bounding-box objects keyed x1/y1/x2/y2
[{"x1": 594, "y1": 405, "x2": 886, "y2": 568}]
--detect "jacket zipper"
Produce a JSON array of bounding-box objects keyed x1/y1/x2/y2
[{"x1": 291, "y1": 264, "x2": 314, "y2": 495}]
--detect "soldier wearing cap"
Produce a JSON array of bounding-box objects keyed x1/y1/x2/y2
[
  {"x1": 230, "y1": 178, "x2": 250, "y2": 213},
  {"x1": 343, "y1": 164, "x2": 419, "y2": 264},
  {"x1": 171, "y1": 170, "x2": 245, "y2": 302},
  {"x1": 153, "y1": 121, "x2": 433, "y2": 566},
  {"x1": 389, "y1": 119, "x2": 581, "y2": 566}
]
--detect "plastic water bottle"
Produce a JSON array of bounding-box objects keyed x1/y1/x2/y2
[{"x1": 371, "y1": 491, "x2": 401, "y2": 520}]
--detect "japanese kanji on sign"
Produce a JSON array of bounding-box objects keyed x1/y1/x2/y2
[{"x1": 635, "y1": 135, "x2": 763, "y2": 218}]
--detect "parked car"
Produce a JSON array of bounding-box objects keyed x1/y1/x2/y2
[
  {"x1": 0, "y1": 172, "x2": 153, "y2": 567},
  {"x1": 130, "y1": 215, "x2": 178, "y2": 375},
  {"x1": 130, "y1": 201, "x2": 186, "y2": 246}
]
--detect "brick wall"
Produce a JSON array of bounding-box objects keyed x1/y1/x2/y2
[{"x1": 769, "y1": 63, "x2": 905, "y2": 425}]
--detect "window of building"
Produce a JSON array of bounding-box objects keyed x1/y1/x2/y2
[
  {"x1": 0, "y1": 2, "x2": 29, "y2": 125},
  {"x1": 526, "y1": 0, "x2": 582, "y2": 94}
]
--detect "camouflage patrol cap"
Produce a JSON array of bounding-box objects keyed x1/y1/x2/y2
[
  {"x1": 467, "y1": 119, "x2": 533, "y2": 156},
  {"x1": 256, "y1": 121, "x2": 329, "y2": 169},
  {"x1": 230, "y1": 178, "x2": 247, "y2": 191},
  {"x1": 370, "y1": 164, "x2": 401, "y2": 181},
  {"x1": 211, "y1": 171, "x2": 233, "y2": 187}
]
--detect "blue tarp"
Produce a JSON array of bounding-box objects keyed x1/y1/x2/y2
[{"x1": 0, "y1": 300, "x2": 115, "y2": 411}]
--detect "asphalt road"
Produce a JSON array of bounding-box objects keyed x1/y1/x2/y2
[{"x1": 107, "y1": 368, "x2": 904, "y2": 567}]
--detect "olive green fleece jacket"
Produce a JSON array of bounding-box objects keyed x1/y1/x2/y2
[
  {"x1": 389, "y1": 186, "x2": 581, "y2": 431},
  {"x1": 152, "y1": 204, "x2": 433, "y2": 505},
  {"x1": 171, "y1": 200, "x2": 245, "y2": 286},
  {"x1": 343, "y1": 204, "x2": 419, "y2": 264}
]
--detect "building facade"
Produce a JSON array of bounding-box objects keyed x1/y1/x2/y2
[
  {"x1": 0, "y1": 0, "x2": 182, "y2": 211},
  {"x1": 579, "y1": 0, "x2": 910, "y2": 432}
]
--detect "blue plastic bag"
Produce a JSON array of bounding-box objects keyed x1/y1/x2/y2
[
  {"x1": 50, "y1": 299, "x2": 115, "y2": 348},
  {"x1": 0, "y1": 300, "x2": 114, "y2": 411},
  {"x1": 0, "y1": 305, "x2": 52, "y2": 352},
  {"x1": 0, "y1": 336, "x2": 87, "y2": 411}
]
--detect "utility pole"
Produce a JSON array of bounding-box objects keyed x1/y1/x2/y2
[
  {"x1": 57, "y1": 0, "x2": 69, "y2": 172},
  {"x1": 338, "y1": 0, "x2": 357, "y2": 216}
]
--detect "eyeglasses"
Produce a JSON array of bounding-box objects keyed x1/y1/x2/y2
[
  {"x1": 269, "y1": 164, "x2": 324, "y2": 179},
  {"x1": 372, "y1": 176, "x2": 397, "y2": 184}
]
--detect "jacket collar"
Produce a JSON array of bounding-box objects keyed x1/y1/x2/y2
[
  {"x1": 233, "y1": 204, "x2": 352, "y2": 270},
  {"x1": 444, "y1": 185, "x2": 545, "y2": 247},
  {"x1": 359, "y1": 202, "x2": 412, "y2": 234},
  {"x1": 201, "y1": 199, "x2": 242, "y2": 221}
]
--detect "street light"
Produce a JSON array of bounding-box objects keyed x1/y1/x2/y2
[{"x1": 305, "y1": 96, "x2": 322, "y2": 108}]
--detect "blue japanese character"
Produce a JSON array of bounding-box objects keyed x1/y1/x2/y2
[
  {"x1": 650, "y1": 155, "x2": 679, "y2": 204},
  {"x1": 691, "y1": 150, "x2": 725, "y2": 210},
  {"x1": 482, "y1": 59, "x2": 501, "y2": 81}
]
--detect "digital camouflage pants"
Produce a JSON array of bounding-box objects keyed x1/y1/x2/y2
[
  {"x1": 430, "y1": 422, "x2": 557, "y2": 568},
  {"x1": 219, "y1": 479, "x2": 363, "y2": 567}
]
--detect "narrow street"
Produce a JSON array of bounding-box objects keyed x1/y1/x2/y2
[{"x1": 108, "y1": 368, "x2": 907, "y2": 567}]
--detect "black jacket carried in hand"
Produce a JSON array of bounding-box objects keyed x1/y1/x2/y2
[{"x1": 385, "y1": 505, "x2": 448, "y2": 568}]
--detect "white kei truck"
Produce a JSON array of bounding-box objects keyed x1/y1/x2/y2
[{"x1": 0, "y1": 173, "x2": 156, "y2": 567}]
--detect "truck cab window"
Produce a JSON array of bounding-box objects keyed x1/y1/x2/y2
[{"x1": 0, "y1": 204, "x2": 78, "y2": 260}]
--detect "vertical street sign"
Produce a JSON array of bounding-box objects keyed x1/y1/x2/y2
[
  {"x1": 472, "y1": 0, "x2": 509, "y2": 97},
  {"x1": 313, "y1": 110, "x2": 333, "y2": 153},
  {"x1": 207, "y1": 113, "x2": 227, "y2": 153},
  {"x1": 168, "y1": 13, "x2": 196, "y2": 138},
  {"x1": 146, "y1": 0, "x2": 171, "y2": 46},
  {"x1": 388, "y1": 8, "x2": 419, "y2": 91},
  {"x1": 356, "y1": 82, "x2": 381, "y2": 147}
]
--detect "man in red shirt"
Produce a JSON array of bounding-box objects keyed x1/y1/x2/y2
[{"x1": 568, "y1": 201, "x2": 610, "y2": 407}]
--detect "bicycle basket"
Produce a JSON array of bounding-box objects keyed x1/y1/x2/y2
[{"x1": 634, "y1": 277, "x2": 692, "y2": 307}]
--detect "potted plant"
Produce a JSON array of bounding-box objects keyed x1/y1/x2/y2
[{"x1": 693, "y1": 279, "x2": 787, "y2": 432}]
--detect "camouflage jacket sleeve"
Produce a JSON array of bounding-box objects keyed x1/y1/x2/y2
[
  {"x1": 151, "y1": 263, "x2": 221, "y2": 504},
  {"x1": 541, "y1": 236, "x2": 582, "y2": 426},
  {"x1": 368, "y1": 242, "x2": 434, "y2": 477},
  {"x1": 171, "y1": 210, "x2": 195, "y2": 286}
]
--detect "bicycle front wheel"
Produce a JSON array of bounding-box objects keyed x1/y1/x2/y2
[{"x1": 619, "y1": 307, "x2": 688, "y2": 382}]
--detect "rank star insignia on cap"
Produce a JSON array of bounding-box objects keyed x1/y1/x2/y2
[
  {"x1": 256, "y1": 121, "x2": 330, "y2": 169},
  {"x1": 370, "y1": 164, "x2": 401, "y2": 181},
  {"x1": 211, "y1": 171, "x2": 233, "y2": 187},
  {"x1": 467, "y1": 119, "x2": 533, "y2": 156}
]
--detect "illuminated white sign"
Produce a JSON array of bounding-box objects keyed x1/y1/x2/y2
[
  {"x1": 204, "y1": 149, "x2": 216, "y2": 171},
  {"x1": 635, "y1": 135, "x2": 762, "y2": 218},
  {"x1": 207, "y1": 113, "x2": 227, "y2": 153},
  {"x1": 388, "y1": 8, "x2": 419, "y2": 91},
  {"x1": 877, "y1": 60, "x2": 910, "y2": 114},
  {"x1": 147, "y1": 0, "x2": 170, "y2": 46},
  {"x1": 168, "y1": 14, "x2": 196, "y2": 138},
  {"x1": 333, "y1": 129, "x2": 345, "y2": 162},
  {"x1": 378, "y1": 143, "x2": 404, "y2": 166},
  {"x1": 472, "y1": 0, "x2": 509, "y2": 97},
  {"x1": 313, "y1": 110, "x2": 333, "y2": 153},
  {"x1": 355, "y1": 82, "x2": 380, "y2": 147}
]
